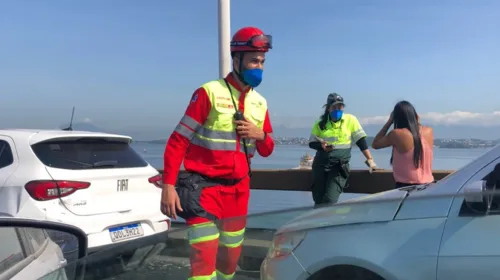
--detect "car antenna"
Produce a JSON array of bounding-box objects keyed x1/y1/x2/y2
[{"x1": 62, "y1": 107, "x2": 75, "y2": 131}]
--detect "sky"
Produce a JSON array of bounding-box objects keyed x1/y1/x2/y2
[{"x1": 1, "y1": 0, "x2": 499, "y2": 136}]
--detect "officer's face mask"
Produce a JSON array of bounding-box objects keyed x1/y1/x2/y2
[
  {"x1": 242, "y1": 68, "x2": 263, "y2": 88},
  {"x1": 235, "y1": 53, "x2": 264, "y2": 88},
  {"x1": 330, "y1": 109, "x2": 343, "y2": 122}
]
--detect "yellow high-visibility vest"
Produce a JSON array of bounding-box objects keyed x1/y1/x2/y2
[
  {"x1": 189, "y1": 78, "x2": 268, "y2": 156},
  {"x1": 308, "y1": 114, "x2": 367, "y2": 149}
]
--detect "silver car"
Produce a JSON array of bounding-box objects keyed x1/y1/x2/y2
[{"x1": 261, "y1": 145, "x2": 500, "y2": 280}]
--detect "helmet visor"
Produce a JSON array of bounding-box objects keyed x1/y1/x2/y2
[
  {"x1": 231, "y1": 34, "x2": 273, "y2": 50},
  {"x1": 250, "y1": 34, "x2": 272, "y2": 49}
]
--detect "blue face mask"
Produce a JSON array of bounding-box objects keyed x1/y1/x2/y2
[
  {"x1": 242, "y1": 68, "x2": 263, "y2": 88},
  {"x1": 330, "y1": 109, "x2": 343, "y2": 121}
]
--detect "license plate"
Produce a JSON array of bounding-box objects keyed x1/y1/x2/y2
[{"x1": 109, "y1": 223, "x2": 144, "y2": 243}]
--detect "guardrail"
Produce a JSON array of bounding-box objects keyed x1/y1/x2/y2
[{"x1": 156, "y1": 169, "x2": 454, "y2": 194}]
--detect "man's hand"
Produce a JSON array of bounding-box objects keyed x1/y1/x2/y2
[
  {"x1": 235, "y1": 120, "x2": 265, "y2": 140},
  {"x1": 321, "y1": 142, "x2": 334, "y2": 152},
  {"x1": 365, "y1": 158, "x2": 378, "y2": 174},
  {"x1": 160, "y1": 184, "x2": 183, "y2": 219}
]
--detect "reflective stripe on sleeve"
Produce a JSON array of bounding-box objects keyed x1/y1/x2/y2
[
  {"x1": 174, "y1": 123, "x2": 195, "y2": 140},
  {"x1": 351, "y1": 128, "x2": 367, "y2": 143},
  {"x1": 180, "y1": 115, "x2": 202, "y2": 131},
  {"x1": 308, "y1": 134, "x2": 318, "y2": 143}
]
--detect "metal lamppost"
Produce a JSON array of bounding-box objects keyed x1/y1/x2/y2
[{"x1": 217, "y1": 0, "x2": 231, "y2": 78}]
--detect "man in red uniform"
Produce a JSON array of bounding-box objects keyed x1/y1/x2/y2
[{"x1": 161, "y1": 26, "x2": 275, "y2": 280}]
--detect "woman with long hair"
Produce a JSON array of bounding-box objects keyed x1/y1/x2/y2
[
  {"x1": 371, "y1": 100, "x2": 434, "y2": 188},
  {"x1": 308, "y1": 93, "x2": 378, "y2": 207}
]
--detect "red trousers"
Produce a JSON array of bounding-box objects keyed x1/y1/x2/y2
[{"x1": 185, "y1": 177, "x2": 250, "y2": 280}]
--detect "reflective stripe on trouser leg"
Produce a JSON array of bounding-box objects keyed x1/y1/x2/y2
[
  {"x1": 216, "y1": 228, "x2": 246, "y2": 279},
  {"x1": 187, "y1": 222, "x2": 220, "y2": 280},
  {"x1": 219, "y1": 228, "x2": 245, "y2": 248}
]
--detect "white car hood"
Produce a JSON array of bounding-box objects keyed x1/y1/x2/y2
[{"x1": 276, "y1": 188, "x2": 409, "y2": 235}]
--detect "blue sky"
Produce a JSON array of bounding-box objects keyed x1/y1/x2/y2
[{"x1": 1, "y1": 0, "x2": 499, "y2": 133}]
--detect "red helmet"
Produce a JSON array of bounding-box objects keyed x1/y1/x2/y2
[{"x1": 230, "y1": 26, "x2": 273, "y2": 53}]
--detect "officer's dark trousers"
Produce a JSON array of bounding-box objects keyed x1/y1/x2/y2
[{"x1": 311, "y1": 149, "x2": 351, "y2": 207}]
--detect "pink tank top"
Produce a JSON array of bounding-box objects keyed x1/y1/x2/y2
[{"x1": 392, "y1": 134, "x2": 434, "y2": 184}]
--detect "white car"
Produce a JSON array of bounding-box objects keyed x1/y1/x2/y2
[{"x1": 0, "y1": 129, "x2": 170, "y2": 252}]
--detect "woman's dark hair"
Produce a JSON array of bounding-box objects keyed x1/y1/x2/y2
[
  {"x1": 318, "y1": 107, "x2": 330, "y2": 130},
  {"x1": 390, "y1": 100, "x2": 423, "y2": 168}
]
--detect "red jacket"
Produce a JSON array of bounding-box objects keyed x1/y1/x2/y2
[{"x1": 163, "y1": 73, "x2": 275, "y2": 186}]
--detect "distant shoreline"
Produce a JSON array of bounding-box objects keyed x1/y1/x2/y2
[{"x1": 134, "y1": 137, "x2": 497, "y2": 149}]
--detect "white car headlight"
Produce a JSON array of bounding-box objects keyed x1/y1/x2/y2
[{"x1": 267, "y1": 230, "x2": 307, "y2": 258}]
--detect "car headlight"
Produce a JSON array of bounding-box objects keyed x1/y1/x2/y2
[{"x1": 267, "y1": 230, "x2": 307, "y2": 258}]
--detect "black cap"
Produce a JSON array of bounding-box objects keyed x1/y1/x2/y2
[{"x1": 326, "y1": 93, "x2": 344, "y2": 107}]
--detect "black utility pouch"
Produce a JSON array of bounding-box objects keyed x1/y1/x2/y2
[{"x1": 175, "y1": 173, "x2": 218, "y2": 220}]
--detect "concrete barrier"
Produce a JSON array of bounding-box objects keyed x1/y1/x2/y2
[{"x1": 156, "y1": 169, "x2": 454, "y2": 194}]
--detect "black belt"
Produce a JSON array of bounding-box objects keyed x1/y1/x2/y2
[
  {"x1": 196, "y1": 173, "x2": 245, "y2": 187},
  {"x1": 179, "y1": 171, "x2": 248, "y2": 187}
]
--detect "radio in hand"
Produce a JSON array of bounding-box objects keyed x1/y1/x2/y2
[
  {"x1": 224, "y1": 78, "x2": 252, "y2": 178},
  {"x1": 234, "y1": 111, "x2": 252, "y2": 177},
  {"x1": 234, "y1": 111, "x2": 245, "y2": 121}
]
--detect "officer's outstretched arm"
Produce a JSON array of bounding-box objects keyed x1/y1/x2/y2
[
  {"x1": 255, "y1": 110, "x2": 275, "y2": 157},
  {"x1": 163, "y1": 88, "x2": 211, "y2": 185},
  {"x1": 308, "y1": 121, "x2": 323, "y2": 151}
]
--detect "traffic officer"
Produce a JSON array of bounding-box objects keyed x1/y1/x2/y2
[
  {"x1": 308, "y1": 93, "x2": 377, "y2": 207},
  {"x1": 161, "y1": 26, "x2": 275, "y2": 280}
]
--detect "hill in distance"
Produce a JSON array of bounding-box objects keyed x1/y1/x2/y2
[
  {"x1": 273, "y1": 124, "x2": 500, "y2": 140},
  {"x1": 60, "y1": 121, "x2": 500, "y2": 142}
]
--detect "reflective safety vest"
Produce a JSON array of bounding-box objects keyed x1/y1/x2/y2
[
  {"x1": 308, "y1": 113, "x2": 367, "y2": 149},
  {"x1": 190, "y1": 79, "x2": 268, "y2": 157}
]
